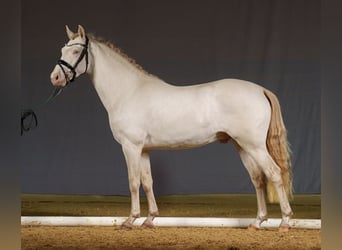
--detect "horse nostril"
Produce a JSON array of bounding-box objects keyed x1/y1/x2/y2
[{"x1": 51, "y1": 73, "x2": 59, "y2": 83}]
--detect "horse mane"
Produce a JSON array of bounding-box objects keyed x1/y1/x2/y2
[{"x1": 87, "y1": 33, "x2": 157, "y2": 78}]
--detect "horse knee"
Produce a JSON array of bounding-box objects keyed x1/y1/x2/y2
[
  {"x1": 129, "y1": 179, "x2": 140, "y2": 193},
  {"x1": 141, "y1": 168, "x2": 153, "y2": 190},
  {"x1": 141, "y1": 177, "x2": 153, "y2": 193}
]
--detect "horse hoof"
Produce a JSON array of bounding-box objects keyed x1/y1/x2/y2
[
  {"x1": 120, "y1": 223, "x2": 133, "y2": 231},
  {"x1": 247, "y1": 224, "x2": 259, "y2": 231},
  {"x1": 142, "y1": 223, "x2": 154, "y2": 229},
  {"x1": 278, "y1": 225, "x2": 290, "y2": 232},
  {"x1": 142, "y1": 220, "x2": 154, "y2": 229}
]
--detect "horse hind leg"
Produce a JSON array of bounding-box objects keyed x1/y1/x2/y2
[
  {"x1": 238, "y1": 149, "x2": 268, "y2": 230},
  {"x1": 247, "y1": 147, "x2": 293, "y2": 231}
]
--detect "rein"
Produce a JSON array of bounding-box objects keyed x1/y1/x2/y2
[
  {"x1": 21, "y1": 36, "x2": 89, "y2": 135},
  {"x1": 21, "y1": 87, "x2": 64, "y2": 135}
]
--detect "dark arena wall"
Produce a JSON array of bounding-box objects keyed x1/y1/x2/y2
[{"x1": 21, "y1": 0, "x2": 320, "y2": 196}]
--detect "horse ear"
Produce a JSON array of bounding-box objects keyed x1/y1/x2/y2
[
  {"x1": 65, "y1": 25, "x2": 75, "y2": 40},
  {"x1": 78, "y1": 25, "x2": 86, "y2": 39}
]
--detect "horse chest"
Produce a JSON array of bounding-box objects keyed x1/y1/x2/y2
[{"x1": 108, "y1": 113, "x2": 146, "y2": 146}]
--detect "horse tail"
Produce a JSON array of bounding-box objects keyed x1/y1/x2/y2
[{"x1": 263, "y1": 89, "x2": 293, "y2": 203}]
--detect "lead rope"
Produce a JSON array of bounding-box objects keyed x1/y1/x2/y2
[
  {"x1": 22, "y1": 36, "x2": 89, "y2": 135},
  {"x1": 21, "y1": 87, "x2": 64, "y2": 135}
]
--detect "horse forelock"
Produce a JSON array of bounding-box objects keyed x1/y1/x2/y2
[
  {"x1": 87, "y1": 33, "x2": 157, "y2": 78},
  {"x1": 70, "y1": 33, "x2": 80, "y2": 40}
]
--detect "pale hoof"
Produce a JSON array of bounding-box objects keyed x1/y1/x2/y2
[
  {"x1": 247, "y1": 224, "x2": 260, "y2": 231},
  {"x1": 120, "y1": 222, "x2": 133, "y2": 231},
  {"x1": 142, "y1": 220, "x2": 154, "y2": 229},
  {"x1": 278, "y1": 225, "x2": 290, "y2": 232}
]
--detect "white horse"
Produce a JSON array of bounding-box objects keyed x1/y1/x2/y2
[{"x1": 50, "y1": 25, "x2": 293, "y2": 232}]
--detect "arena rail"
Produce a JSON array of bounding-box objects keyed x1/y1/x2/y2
[{"x1": 21, "y1": 216, "x2": 321, "y2": 229}]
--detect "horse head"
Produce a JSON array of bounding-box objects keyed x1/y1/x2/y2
[{"x1": 50, "y1": 25, "x2": 89, "y2": 87}]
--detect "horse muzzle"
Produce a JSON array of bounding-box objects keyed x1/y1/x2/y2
[{"x1": 50, "y1": 65, "x2": 67, "y2": 87}]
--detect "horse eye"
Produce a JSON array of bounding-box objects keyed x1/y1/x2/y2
[{"x1": 73, "y1": 50, "x2": 80, "y2": 55}]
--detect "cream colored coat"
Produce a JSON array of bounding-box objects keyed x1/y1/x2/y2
[{"x1": 51, "y1": 25, "x2": 293, "y2": 231}]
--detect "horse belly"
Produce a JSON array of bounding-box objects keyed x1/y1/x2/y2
[
  {"x1": 144, "y1": 130, "x2": 218, "y2": 150},
  {"x1": 143, "y1": 112, "x2": 218, "y2": 150}
]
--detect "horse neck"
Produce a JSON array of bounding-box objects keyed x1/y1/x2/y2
[{"x1": 87, "y1": 40, "x2": 150, "y2": 112}]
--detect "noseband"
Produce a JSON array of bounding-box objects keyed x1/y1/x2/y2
[{"x1": 57, "y1": 36, "x2": 89, "y2": 85}]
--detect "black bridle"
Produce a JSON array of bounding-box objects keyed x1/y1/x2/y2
[{"x1": 57, "y1": 36, "x2": 89, "y2": 85}]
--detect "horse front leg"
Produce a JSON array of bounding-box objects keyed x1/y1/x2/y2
[
  {"x1": 121, "y1": 143, "x2": 142, "y2": 230},
  {"x1": 140, "y1": 151, "x2": 159, "y2": 228}
]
